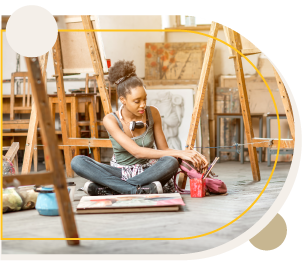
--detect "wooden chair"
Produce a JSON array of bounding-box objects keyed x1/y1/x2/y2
[
  {"x1": 2, "y1": 72, "x2": 38, "y2": 171},
  {"x1": 48, "y1": 92, "x2": 101, "y2": 162}
]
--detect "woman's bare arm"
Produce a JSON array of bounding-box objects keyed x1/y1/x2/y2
[
  {"x1": 103, "y1": 110, "x2": 208, "y2": 170},
  {"x1": 103, "y1": 113, "x2": 180, "y2": 159},
  {"x1": 151, "y1": 106, "x2": 209, "y2": 169}
]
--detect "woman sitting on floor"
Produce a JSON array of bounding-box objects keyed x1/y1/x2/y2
[{"x1": 71, "y1": 60, "x2": 208, "y2": 196}]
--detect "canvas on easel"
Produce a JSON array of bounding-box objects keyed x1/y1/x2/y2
[{"x1": 60, "y1": 15, "x2": 109, "y2": 74}]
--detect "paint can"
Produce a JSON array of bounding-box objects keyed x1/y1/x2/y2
[
  {"x1": 190, "y1": 178, "x2": 206, "y2": 198},
  {"x1": 67, "y1": 182, "x2": 76, "y2": 202},
  {"x1": 34, "y1": 185, "x2": 71, "y2": 216},
  {"x1": 34, "y1": 186, "x2": 59, "y2": 216}
]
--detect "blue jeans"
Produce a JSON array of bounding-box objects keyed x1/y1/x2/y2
[{"x1": 71, "y1": 155, "x2": 179, "y2": 194}]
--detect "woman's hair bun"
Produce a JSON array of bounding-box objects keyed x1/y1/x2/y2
[{"x1": 108, "y1": 60, "x2": 136, "y2": 85}]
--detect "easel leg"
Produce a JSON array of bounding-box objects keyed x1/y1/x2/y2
[
  {"x1": 230, "y1": 29, "x2": 260, "y2": 181},
  {"x1": 52, "y1": 34, "x2": 74, "y2": 178},
  {"x1": 240, "y1": 116, "x2": 244, "y2": 164},
  {"x1": 273, "y1": 68, "x2": 295, "y2": 141},
  {"x1": 22, "y1": 102, "x2": 38, "y2": 174},
  {"x1": 25, "y1": 56, "x2": 79, "y2": 245},
  {"x1": 235, "y1": 119, "x2": 239, "y2": 161},
  {"x1": 44, "y1": 98, "x2": 55, "y2": 171},
  {"x1": 259, "y1": 116, "x2": 263, "y2": 162},
  {"x1": 216, "y1": 116, "x2": 221, "y2": 162},
  {"x1": 267, "y1": 116, "x2": 271, "y2": 167},
  {"x1": 13, "y1": 153, "x2": 19, "y2": 174},
  {"x1": 179, "y1": 22, "x2": 219, "y2": 188},
  {"x1": 70, "y1": 98, "x2": 78, "y2": 157},
  {"x1": 34, "y1": 132, "x2": 38, "y2": 172},
  {"x1": 88, "y1": 97, "x2": 100, "y2": 162},
  {"x1": 81, "y1": 16, "x2": 113, "y2": 115}
]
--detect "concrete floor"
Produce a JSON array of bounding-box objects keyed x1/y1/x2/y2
[{"x1": 2, "y1": 161, "x2": 291, "y2": 254}]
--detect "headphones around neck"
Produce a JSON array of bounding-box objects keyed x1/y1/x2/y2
[{"x1": 119, "y1": 105, "x2": 148, "y2": 131}]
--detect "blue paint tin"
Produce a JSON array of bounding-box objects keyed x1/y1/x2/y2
[{"x1": 35, "y1": 186, "x2": 70, "y2": 216}]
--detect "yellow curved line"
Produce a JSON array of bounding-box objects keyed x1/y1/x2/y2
[{"x1": 1, "y1": 27, "x2": 281, "y2": 241}]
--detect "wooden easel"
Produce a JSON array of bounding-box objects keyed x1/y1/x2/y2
[
  {"x1": 178, "y1": 22, "x2": 295, "y2": 188},
  {"x1": 21, "y1": 53, "x2": 49, "y2": 174},
  {"x1": 52, "y1": 15, "x2": 113, "y2": 177},
  {"x1": 3, "y1": 57, "x2": 79, "y2": 246}
]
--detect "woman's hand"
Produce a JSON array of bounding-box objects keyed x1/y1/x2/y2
[{"x1": 177, "y1": 149, "x2": 209, "y2": 171}]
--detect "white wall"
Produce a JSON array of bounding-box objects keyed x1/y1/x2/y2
[
  {"x1": 2, "y1": 15, "x2": 164, "y2": 94},
  {"x1": 97, "y1": 15, "x2": 164, "y2": 78},
  {"x1": 2, "y1": 16, "x2": 261, "y2": 95}
]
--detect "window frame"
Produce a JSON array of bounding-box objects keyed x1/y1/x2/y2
[{"x1": 166, "y1": 15, "x2": 222, "y2": 31}]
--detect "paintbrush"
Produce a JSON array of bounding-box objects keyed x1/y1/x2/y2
[{"x1": 202, "y1": 157, "x2": 219, "y2": 179}]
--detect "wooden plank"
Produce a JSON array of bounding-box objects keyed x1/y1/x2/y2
[
  {"x1": 200, "y1": 81, "x2": 210, "y2": 161},
  {"x1": 22, "y1": 77, "x2": 26, "y2": 107},
  {"x1": 52, "y1": 34, "x2": 74, "y2": 178},
  {"x1": 209, "y1": 119, "x2": 215, "y2": 160},
  {"x1": 78, "y1": 120, "x2": 104, "y2": 126},
  {"x1": 70, "y1": 97, "x2": 78, "y2": 157},
  {"x1": 229, "y1": 29, "x2": 260, "y2": 181},
  {"x1": 208, "y1": 65, "x2": 215, "y2": 121},
  {"x1": 273, "y1": 68, "x2": 295, "y2": 141},
  {"x1": 81, "y1": 15, "x2": 112, "y2": 115},
  {"x1": 252, "y1": 138, "x2": 294, "y2": 149},
  {"x1": 22, "y1": 52, "x2": 49, "y2": 174},
  {"x1": 34, "y1": 135, "x2": 38, "y2": 172},
  {"x1": 67, "y1": 138, "x2": 112, "y2": 148},
  {"x1": 3, "y1": 132, "x2": 28, "y2": 136},
  {"x1": 2, "y1": 119, "x2": 30, "y2": 124},
  {"x1": 178, "y1": 22, "x2": 219, "y2": 189},
  {"x1": 4, "y1": 142, "x2": 19, "y2": 162},
  {"x1": 13, "y1": 106, "x2": 32, "y2": 110},
  {"x1": 88, "y1": 96, "x2": 101, "y2": 161},
  {"x1": 27, "y1": 79, "x2": 31, "y2": 107},
  {"x1": 25, "y1": 56, "x2": 79, "y2": 245},
  {"x1": 2, "y1": 123, "x2": 29, "y2": 129},
  {"x1": 3, "y1": 171, "x2": 54, "y2": 188},
  {"x1": 64, "y1": 15, "x2": 95, "y2": 23},
  {"x1": 10, "y1": 73, "x2": 15, "y2": 120}
]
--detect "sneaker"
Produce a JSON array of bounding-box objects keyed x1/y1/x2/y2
[
  {"x1": 83, "y1": 181, "x2": 118, "y2": 196},
  {"x1": 136, "y1": 181, "x2": 163, "y2": 194}
]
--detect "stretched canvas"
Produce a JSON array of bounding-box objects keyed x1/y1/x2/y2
[
  {"x1": 145, "y1": 42, "x2": 206, "y2": 80},
  {"x1": 77, "y1": 193, "x2": 185, "y2": 210}
]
